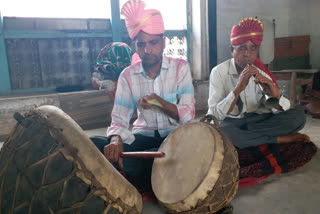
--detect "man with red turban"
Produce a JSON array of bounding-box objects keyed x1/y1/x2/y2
[
  {"x1": 90, "y1": 0, "x2": 195, "y2": 194},
  {"x1": 208, "y1": 17, "x2": 310, "y2": 148}
]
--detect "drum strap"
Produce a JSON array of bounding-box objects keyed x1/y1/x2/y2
[
  {"x1": 236, "y1": 96, "x2": 243, "y2": 112},
  {"x1": 154, "y1": 130, "x2": 161, "y2": 138}
]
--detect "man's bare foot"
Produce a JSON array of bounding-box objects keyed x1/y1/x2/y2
[{"x1": 277, "y1": 133, "x2": 310, "y2": 144}]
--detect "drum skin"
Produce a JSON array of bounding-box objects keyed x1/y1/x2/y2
[
  {"x1": 152, "y1": 122, "x2": 239, "y2": 214},
  {"x1": 0, "y1": 105, "x2": 142, "y2": 214}
]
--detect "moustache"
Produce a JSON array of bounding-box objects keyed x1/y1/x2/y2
[{"x1": 143, "y1": 54, "x2": 157, "y2": 59}]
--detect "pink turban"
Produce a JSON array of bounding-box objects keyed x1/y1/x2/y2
[
  {"x1": 231, "y1": 17, "x2": 264, "y2": 46},
  {"x1": 121, "y1": 0, "x2": 165, "y2": 39}
]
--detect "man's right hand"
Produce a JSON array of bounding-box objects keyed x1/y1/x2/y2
[
  {"x1": 234, "y1": 65, "x2": 259, "y2": 95},
  {"x1": 229, "y1": 65, "x2": 259, "y2": 113},
  {"x1": 104, "y1": 135, "x2": 124, "y2": 168}
]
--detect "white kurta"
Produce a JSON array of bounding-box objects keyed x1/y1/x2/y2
[{"x1": 207, "y1": 58, "x2": 290, "y2": 121}]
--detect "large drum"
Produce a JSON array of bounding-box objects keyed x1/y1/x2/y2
[
  {"x1": 0, "y1": 105, "x2": 142, "y2": 214},
  {"x1": 152, "y1": 116, "x2": 239, "y2": 213}
]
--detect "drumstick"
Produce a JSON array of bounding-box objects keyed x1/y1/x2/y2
[{"x1": 120, "y1": 151, "x2": 165, "y2": 158}]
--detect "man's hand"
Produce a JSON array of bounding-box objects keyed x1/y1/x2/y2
[
  {"x1": 139, "y1": 93, "x2": 179, "y2": 120},
  {"x1": 234, "y1": 65, "x2": 259, "y2": 95},
  {"x1": 139, "y1": 93, "x2": 163, "y2": 109},
  {"x1": 104, "y1": 135, "x2": 124, "y2": 168},
  {"x1": 254, "y1": 73, "x2": 280, "y2": 99},
  {"x1": 229, "y1": 65, "x2": 258, "y2": 114}
]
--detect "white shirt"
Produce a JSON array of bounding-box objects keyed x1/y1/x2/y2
[{"x1": 208, "y1": 58, "x2": 290, "y2": 120}]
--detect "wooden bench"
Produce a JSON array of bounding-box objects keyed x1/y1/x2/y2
[{"x1": 272, "y1": 69, "x2": 319, "y2": 108}]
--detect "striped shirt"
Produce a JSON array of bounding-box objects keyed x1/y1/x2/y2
[{"x1": 107, "y1": 56, "x2": 196, "y2": 145}]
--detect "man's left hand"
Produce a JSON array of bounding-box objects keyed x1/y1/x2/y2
[
  {"x1": 139, "y1": 93, "x2": 179, "y2": 121},
  {"x1": 139, "y1": 93, "x2": 163, "y2": 109},
  {"x1": 254, "y1": 73, "x2": 280, "y2": 99}
]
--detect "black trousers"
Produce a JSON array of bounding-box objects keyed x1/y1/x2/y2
[
  {"x1": 90, "y1": 131, "x2": 166, "y2": 191},
  {"x1": 219, "y1": 106, "x2": 306, "y2": 148}
]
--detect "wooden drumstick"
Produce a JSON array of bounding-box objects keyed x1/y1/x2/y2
[{"x1": 120, "y1": 151, "x2": 165, "y2": 158}]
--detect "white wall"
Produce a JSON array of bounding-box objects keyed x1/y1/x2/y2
[{"x1": 216, "y1": 0, "x2": 320, "y2": 69}]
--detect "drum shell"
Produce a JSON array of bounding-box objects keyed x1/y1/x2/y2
[
  {"x1": 152, "y1": 122, "x2": 239, "y2": 214},
  {"x1": 0, "y1": 105, "x2": 142, "y2": 214}
]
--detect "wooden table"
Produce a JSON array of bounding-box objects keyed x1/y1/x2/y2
[{"x1": 272, "y1": 69, "x2": 319, "y2": 108}]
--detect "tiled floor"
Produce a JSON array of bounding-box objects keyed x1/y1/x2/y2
[{"x1": 0, "y1": 113, "x2": 319, "y2": 214}]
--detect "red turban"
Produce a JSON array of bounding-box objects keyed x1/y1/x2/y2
[
  {"x1": 121, "y1": 0, "x2": 165, "y2": 40},
  {"x1": 231, "y1": 18, "x2": 278, "y2": 87},
  {"x1": 231, "y1": 17, "x2": 264, "y2": 46}
]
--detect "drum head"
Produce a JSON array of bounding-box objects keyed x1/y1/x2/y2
[{"x1": 152, "y1": 122, "x2": 224, "y2": 205}]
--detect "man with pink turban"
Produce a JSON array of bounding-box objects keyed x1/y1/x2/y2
[
  {"x1": 90, "y1": 0, "x2": 195, "y2": 195},
  {"x1": 208, "y1": 17, "x2": 310, "y2": 148}
]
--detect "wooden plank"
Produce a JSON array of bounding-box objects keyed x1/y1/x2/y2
[
  {"x1": 290, "y1": 72, "x2": 297, "y2": 108},
  {"x1": 273, "y1": 72, "x2": 291, "y2": 80},
  {"x1": 273, "y1": 55, "x2": 310, "y2": 70},
  {"x1": 58, "y1": 90, "x2": 114, "y2": 130},
  {"x1": 274, "y1": 35, "x2": 310, "y2": 60}
]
